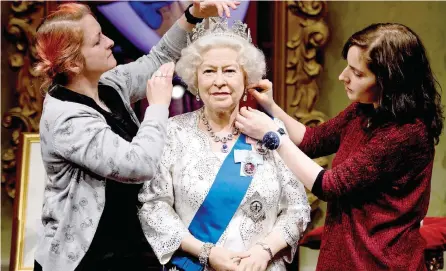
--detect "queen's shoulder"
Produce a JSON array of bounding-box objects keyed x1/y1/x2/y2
[{"x1": 167, "y1": 110, "x2": 200, "y2": 129}]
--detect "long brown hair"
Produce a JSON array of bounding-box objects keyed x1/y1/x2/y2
[{"x1": 343, "y1": 23, "x2": 444, "y2": 144}]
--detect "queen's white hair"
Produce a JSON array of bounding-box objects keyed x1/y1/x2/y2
[{"x1": 175, "y1": 35, "x2": 266, "y2": 95}]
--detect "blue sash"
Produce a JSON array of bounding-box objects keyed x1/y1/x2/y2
[{"x1": 170, "y1": 134, "x2": 253, "y2": 271}]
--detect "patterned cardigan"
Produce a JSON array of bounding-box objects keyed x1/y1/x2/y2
[{"x1": 35, "y1": 22, "x2": 187, "y2": 271}]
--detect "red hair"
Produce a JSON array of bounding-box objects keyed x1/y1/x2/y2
[{"x1": 35, "y1": 3, "x2": 92, "y2": 91}]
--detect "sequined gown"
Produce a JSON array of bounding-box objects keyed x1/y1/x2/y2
[{"x1": 138, "y1": 110, "x2": 311, "y2": 271}]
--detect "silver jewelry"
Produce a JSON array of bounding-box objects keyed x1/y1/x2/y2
[
  {"x1": 196, "y1": 94, "x2": 200, "y2": 102},
  {"x1": 198, "y1": 242, "x2": 215, "y2": 268},
  {"x1": 255, "y1": 242, "x2": 273, "y2": 260},
  {"x1": 243, "y1": 154, "x2": 256, "y2": 176},
  {"x1": 187, "y1": 17, "x2": 252, "y2": 46},
  {"x1": 241, "y1": 191, "x2": 266, "y2": 223},
  {"x1": 201, "y1": 108, "x2": 239, "y2": 153}
]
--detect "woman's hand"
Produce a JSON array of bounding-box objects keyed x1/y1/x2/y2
[
  {"x1": 208, "y1": 247, "x2": 250, "y2": 271},
  {"x1": 237, "y1": 245, "x2": 270, "y2": 271},
  {"x1": 246, "y1": 79, "x2": 277, "y2": 116},
  {"x1": 146, "y1": 62, "x2": 175, "y2": 105},
  {"x1": 236, "y1": 107, "x2": 279, "y2": 141},
  {"x1": 190, "y1": 0, "x2": 241, "y2": 18}
]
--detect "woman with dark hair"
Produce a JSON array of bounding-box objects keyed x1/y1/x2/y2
[
  {"x1": 236, "y1": 23, "x2": 444, "y2": 270},
  {"x1": 34, "y1": 2, "x2": 239, "y2": 271}
]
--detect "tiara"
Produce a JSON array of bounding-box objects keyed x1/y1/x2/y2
[{"x1": 187, "y1": 17, "x2": 252, "y2": 46}]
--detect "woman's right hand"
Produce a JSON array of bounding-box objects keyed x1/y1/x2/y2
[
  {"x1": 246, "y1": 79, "x2": 276, "y2": 115},
  {"x1": 146, "y1": 62, "x2": 175, "y2": 105},
  {"x1": 208, "y1": 247, "x2": 250, "y2": 271}
]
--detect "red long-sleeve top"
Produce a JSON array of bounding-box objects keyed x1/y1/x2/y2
[{"x1": 301, "y1": 103, "x2": 434, "y2": 271}]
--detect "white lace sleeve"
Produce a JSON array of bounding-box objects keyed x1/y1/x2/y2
[
  {"x1": 138, "y1": 122, "x2": 189, "y2": 264},
  {"x1": 271, "y1": 119, "x2": 311, "y2": 263}
]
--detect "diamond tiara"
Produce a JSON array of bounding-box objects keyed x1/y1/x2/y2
[{"x1": 187, "y1": 17, "x2": 252, "y2": 46}]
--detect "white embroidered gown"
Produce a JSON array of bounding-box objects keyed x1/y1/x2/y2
[{"x1": 138, "y1": 110, "x2": 311, "y2": 271}]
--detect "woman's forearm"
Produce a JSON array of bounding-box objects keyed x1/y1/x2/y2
[
  {"x1": 271, "y1": 104, "x2": 307, "y2": 146},
  {"x1": 276, "y1": 136, "x2": 323, "y2": 191},
  {"x1": 177, "y1": 13, "x2": 197, "y2": 32}
]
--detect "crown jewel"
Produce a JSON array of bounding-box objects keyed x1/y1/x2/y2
[{"x1": 187, "y1": 17, "x2": 252, "y2": 46}]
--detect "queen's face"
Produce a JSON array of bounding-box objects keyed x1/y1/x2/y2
[{"x1": 197, "y1": 47, "x2": 245, "y2": 113}]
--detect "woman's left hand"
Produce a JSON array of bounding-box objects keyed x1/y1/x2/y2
[
  {"x1": 190, "y1": 0, "x2": 241, "y2": 18},
  {"x1": 237, "y1": 245, "x2": 270, "y2": 271},
  {"x1": 236, "y1": 107, "x2": 279, "y2": 141}
]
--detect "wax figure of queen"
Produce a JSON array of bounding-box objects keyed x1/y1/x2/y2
[{"x1": 138, "y1": 17, "x2": 311, "y2": 271}]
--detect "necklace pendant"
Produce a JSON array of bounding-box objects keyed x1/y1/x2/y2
[
  {"x1": 243, "y1": 162, "x2": 256, "y2": 176},
  {"x1": 221, "y1": 143, "x2": 229, "y2": 153}
]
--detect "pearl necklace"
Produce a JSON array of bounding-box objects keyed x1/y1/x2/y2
[{"x1": 201, "y1": 109, "x2": 239, "y2": 153}]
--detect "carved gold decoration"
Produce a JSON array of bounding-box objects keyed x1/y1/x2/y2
[
  {"x1": 2, "y1": 1, "x2": 46, "y2": 198},
  {"x1": 273, "y1": 1, "x2": 329, "y2": 210}
]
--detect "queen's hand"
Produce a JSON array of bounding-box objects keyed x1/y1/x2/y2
[
  {"x1": 190, "y1": 0, "x2": 241, "y2": 18},
  {"x1": 237, "y1": 245, "x2": 271, "y2": 271},
  {"x1": 208, "y1": 247, "x2": 250, "y2": 271}
]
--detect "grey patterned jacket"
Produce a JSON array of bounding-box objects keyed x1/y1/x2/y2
[{"x1": 35, "y1": 22, "x2": 187, "y2": 271}]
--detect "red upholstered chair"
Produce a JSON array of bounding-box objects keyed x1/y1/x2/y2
[{"x1": 299, "y1": 217, "x2": 446, "y2": 271}]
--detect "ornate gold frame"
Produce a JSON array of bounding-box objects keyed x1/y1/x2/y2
[
  {"x1": 1, "y1": 1, "x2": 59, "y2": 199},
  {"x1": 10, "y1": 133, "x2": 42, "y2": 271},
  {"x1": 273, "y1": 1, "x2": 330, "y2": 210}
]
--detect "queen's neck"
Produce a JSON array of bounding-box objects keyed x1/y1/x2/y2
[{"x1": 203, "y1": 107, "x2": 238, "y2": 132}]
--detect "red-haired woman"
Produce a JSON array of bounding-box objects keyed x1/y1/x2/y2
[
  {"x1": 236, "y1": 23, "x2": 444, "y2": 270},
  {"x1": 34, "y1": 2, "x2": 239, "y2": 271}
]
